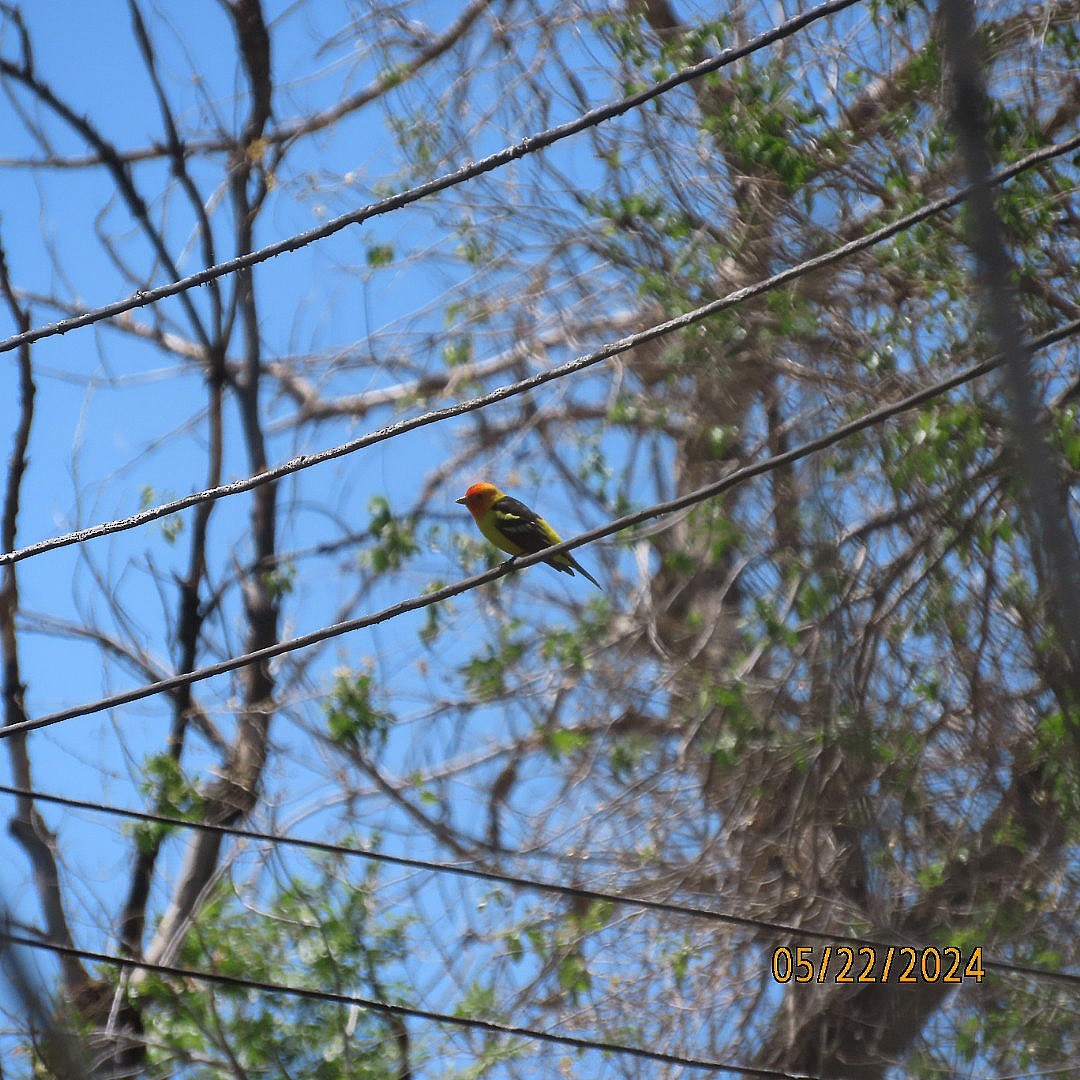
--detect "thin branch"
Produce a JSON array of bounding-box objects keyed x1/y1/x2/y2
[
  {"x1": 2, "y1": 311, "x2": 1078, "y2": 742},
  {"x1": 145, "y1": 0, "x2": 279, "y2": 969},
  {"x1": 0, "y1": 55, "x2": 214, "y2": 357},
  {"x1": 941, "y1": 0, "x2": 1080, "y2": 685},
  {"x1": 0, "y1": 238, "x2": 89, "y2": 995},
  {"x1": 0, "y1": 929, "x2": 830, "y2": 1079},
  {"x1": 128, "y1": 0, "x2": 224, "y2": 342},
  {"x1": 0, "y1": 0, "x2": 862, "y2": 359},
  {"x1": 0, "y1": 908, "x2": 90, "y2": 1080},
  {"x1": 2, "y1": 127, "x2": 1077, "y2": 570}
]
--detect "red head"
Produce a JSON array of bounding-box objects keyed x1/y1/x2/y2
[{"x1": 456, "y1": 481, "x2": 502, "y2": 518}]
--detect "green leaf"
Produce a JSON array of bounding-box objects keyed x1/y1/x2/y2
[
  {"x1": 325, "y1": 669, "x2": 394, "y2": 749},
  {"x1": 365, "y1": 243, "x2": 395, "y2": 267}
]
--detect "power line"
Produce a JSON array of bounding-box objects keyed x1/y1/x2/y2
[
  {"x1": 941, "y1": 0, "x2": 1080, "y2": 681},
  {"x1": 2, "y1": 9, "x2": 1072, "y2": 1069},
  {"x1": 2, "y1": 311, "x2": 1078, "y2": 741},
  {"x1": 2, "y1": 930, "x2": 829, "y2": 1079},
  {"x1": 2, "y1": 782, "x2": 1075, "y2": 989},
  {"x1": 0, "y1": 0, "x2": 861, "y2": 363},
  {"x1": 0, "y1": 910, "x2": 92, "y2": 1080},
  {"x1": 2, "y1": 129, "x2": 1077, "y2": 570}
]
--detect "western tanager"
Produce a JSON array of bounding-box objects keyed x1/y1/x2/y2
[{"x1": 456, "y1": 481, "x2": 601, "y2": 588}]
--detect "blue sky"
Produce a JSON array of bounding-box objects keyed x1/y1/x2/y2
[
  {"x1": 5, "y1": 1, "x2": 1071, "y2": 1074},
  {"x1": 0, "y1": 5, "x2": 645, "y2": 1072}
]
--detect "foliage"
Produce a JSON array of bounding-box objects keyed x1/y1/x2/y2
[
  {"x1": 137, "y1": 858, "x2": 411, "y2": 1078},
  {"x1": 0, "y1": 1, "x2": 1077, "y2": 1077}
]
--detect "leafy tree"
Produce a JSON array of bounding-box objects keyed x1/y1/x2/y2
[{"x1": 0, "y1": 1, "x2": 1077, "y2": 1077}]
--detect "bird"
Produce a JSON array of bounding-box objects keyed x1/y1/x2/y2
[{"x1": 456, "y1": 481, "x2": 601, "y2": 589}]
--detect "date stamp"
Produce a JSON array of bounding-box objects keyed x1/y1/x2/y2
[{"x1": 771, "y1": 945, "x2": 985, "y2": 984}]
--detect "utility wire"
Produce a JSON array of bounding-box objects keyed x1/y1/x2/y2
[
  {"x1": 0, "y1": 0, "x2": 861, "y2": 362},
  {"x1": 2, "y1": 129, "x2": 1077, "y2": 570},
  {"x1": 2, "y1": 782, "x2": 1074, "y2": 989},
  {"x1": 941, "y1": 0, "x2": 1080, "y2": 680},
  {"x1": 2, "y1": 312, "x2": 1078, "y2": 741},
  {"x1": 1, "y1": 8, "x2": 1073, "y2": 1068},
  {"x1": 3, "y1": 930, "x2": 830, "y2": 1079},
  {"x1": 0, "y1": 909, "x2": 91, "y2": 1080}
]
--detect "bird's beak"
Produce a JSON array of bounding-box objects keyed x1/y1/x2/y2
[{"x1": 455, "y1": 496, "x2": 467, "y2": 505}]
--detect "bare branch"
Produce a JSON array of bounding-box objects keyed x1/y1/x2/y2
[
  {"x1": 942, "y1": 0, "x2": 1080, "y2": 685},
  {"x1": 0, "y1": 237, "x2": 89, "y2": 997}
]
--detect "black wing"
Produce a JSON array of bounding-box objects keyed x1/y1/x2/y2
[{"x1": 491, "y1": 495, "x2": 562, "y2": 556}]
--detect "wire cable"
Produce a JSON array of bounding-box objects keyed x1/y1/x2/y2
[
  {"x1": 941, "y1": 0, "x2": 1080, "y2": 678},
  {"x1": 0, "y1": 910, "x2": 92, "y2": 1080},
  {"x1": 2, "y1": 129, "x2": 1077, "y2": 569},
  {"x1": 2, "y1": 929, "x2": 831, "y2": 1079},
  {"x1": 2, "y1": 312, "x2": 1078, "y2": 740},
  {"x1": 2, "y1": 782, "x2": 1074, "y2": 988},
  {"x1": 0, "y1": 0, "x2": 861, "y2": 362},
  {"x1": 2, "y1": 9, "x2": 1074, "y2": 1068}
]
